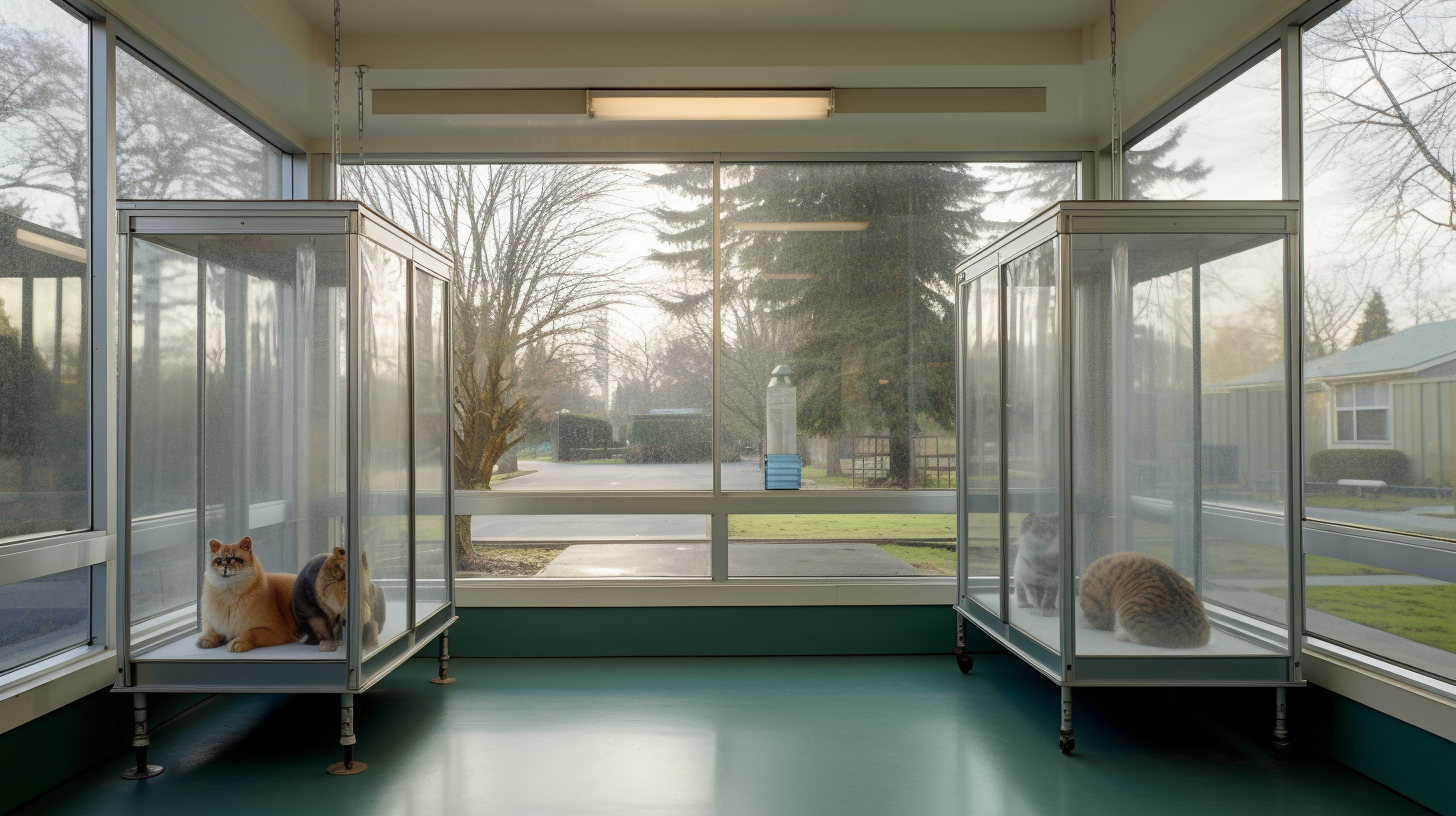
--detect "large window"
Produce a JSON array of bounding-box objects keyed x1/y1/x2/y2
[
  {"x1": 348, "y1": 160, "x2": 1076, "y2": 579},
  {"x1": 1300, "y1": 0, "x2": 1456, "y2": 681},
  {"x1": 117, "y1": 47, "x2": 283, "y2": 199},
  {"x1": 1126, "y1": 48, "x2": 1282, "y2": 200},
  {"x1": 0, "y1": 0, "x2": 91, "y2": 543}
]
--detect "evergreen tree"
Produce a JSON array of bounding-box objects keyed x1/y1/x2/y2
[
  {"x1": 1125, "y1": 124, "x2": 1210, "y2": 200},
  {"x1": 1351, "y1": 289, "x2": 1393, "y2": 346},
  {"x1": 653, "y1": 163, "x2": 990, "y2": 486}
]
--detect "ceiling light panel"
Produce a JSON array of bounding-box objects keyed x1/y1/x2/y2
[{"x1": 588, "y1": 90, "x2": 833, "y2": 121}]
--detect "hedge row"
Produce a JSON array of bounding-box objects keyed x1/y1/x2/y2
[
  {"x1": 1307, "y1": 448, "x2": 1413, "y2": 485},
  {"x1": 556, "y1": 413, "x2": 613, "y2": 461},
  {"x1": 628, "y1": 418, "x2": 712, "y2": 463}
]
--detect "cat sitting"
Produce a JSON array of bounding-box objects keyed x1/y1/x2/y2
[
  {"x1": 1013, "y1": 513, "x2": 1061, "y2": 616},
  {"x1": 1079, "y1": 551, "x2": 1210, "y2": 648},
  {"x1": 292, "y1": 547, "x2": 387, "y2": 652},
  {"x1": 197, "y1": 536, "x2": 300, "y2": 652}
]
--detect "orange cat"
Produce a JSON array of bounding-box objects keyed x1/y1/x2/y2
[{"x1": 197, "y1": 536, "x2": 299, "y2": 652}]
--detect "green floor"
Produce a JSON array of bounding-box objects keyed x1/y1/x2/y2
[{"x1": 11, "y1": 655, "x2": 1433, "y2": 816}]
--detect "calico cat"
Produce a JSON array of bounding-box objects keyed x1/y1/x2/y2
[
  {"x1": 197, "y1": 536, "x2": 299, "y2": 652},
  {"x1": 1079, "y1": 551, "x2": 1210, "y2": 648},
  {"x1": 1013, "y1": 513, "x2": 1060, "y2": 616},
  {"x1": 292, "y1": 547, "x2": 387, "y2": 651}
]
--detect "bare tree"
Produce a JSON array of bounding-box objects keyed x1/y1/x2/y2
[
  {"x1": 345, "y1": 164, "x2": 638, "y2": 568},
  {"x1": 1306, "y1": 0, "x2": 1456, "y2": 331}
]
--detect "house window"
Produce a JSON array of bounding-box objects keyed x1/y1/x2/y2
[{"x1": 1333, "y1": 383, "x2": 1390, "y2": 443}]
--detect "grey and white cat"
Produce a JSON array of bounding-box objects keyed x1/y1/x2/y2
[{"x1": 1013, "y1": 513, "x2": 1060, "y2": 616}]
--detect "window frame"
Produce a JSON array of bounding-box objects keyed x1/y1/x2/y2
[
  {"x1": 398, "y1": 153, "x2": 1085, "y2": 598},
  {"x1": 0, "y1": 0, "x2": 305, "y2": 707},
  {"x1": 1330, "y1": 381, "x2": 1393, "y2": 446}
]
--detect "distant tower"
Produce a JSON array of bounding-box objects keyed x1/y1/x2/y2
[{"x1": 593, "y1": 314, "x2": 610, "y2": 415}]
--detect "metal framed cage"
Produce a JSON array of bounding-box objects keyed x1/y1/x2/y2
[
  {"x1": 952, "y1": 201, "x2": 1305, "y2": 753},
  {"x1": 114, "y1": 201, "x2": 457, "y2": 699}
]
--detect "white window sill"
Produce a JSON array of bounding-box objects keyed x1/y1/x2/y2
[
  {"x1": 0, "y1": 646, "x2": 116, "y2": 736},
  {"x1": 1303, "y1": 636, "x2": 1456, "y2": 743},
  {"x1": 456, "y1": 576, "x2": 956, "y2": 607}
]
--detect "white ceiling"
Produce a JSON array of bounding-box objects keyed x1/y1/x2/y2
[
  {"x1": 115, "y1": 0, "x2": 1300, "y2": 155},
  {"x1": 282, "y1": 0, "x2": 1109, "y2": 35}
]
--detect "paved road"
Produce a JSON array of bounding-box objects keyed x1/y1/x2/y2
[{"x1": 494, "y1": 460, "x2": 763, "y2": 491}]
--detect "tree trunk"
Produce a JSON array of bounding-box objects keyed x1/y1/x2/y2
[
  {"x1": 888, "y1": 434, "x2": 911, "y2": 488},
  {"x1": 497, "y1": 448, "x2": 519, "y2": 474},
  {"x1": 454, "y1": 514, "x2": 485, "y2": 572},
  {"x1": 825, "y1": 434, "x2": 847, "y2": 477}
]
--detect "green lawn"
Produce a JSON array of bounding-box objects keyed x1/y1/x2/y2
[
  {"x1": 1265, "y1": 584, "x2": 1456, "y2": 654},
  {"x1": 728, "y1": 514, "x2": 955, "y2": 540},
  {"x1": 878, "y1": 543, "x2": 957, "y2": 575},
  {"x1": 1304, "y1": 493, "x2": 1441, "y2": 512}
]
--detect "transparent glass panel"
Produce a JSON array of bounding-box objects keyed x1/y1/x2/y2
[
  {"x1": 361, "y1": 239, "x2": 410, "y2": 654},
  {"x1": 728, "y1": 515, "x2": 955, "y2": 578},
  {"x1": 128, "y1": 239, "x2": 200, "y2": 627},
  {"x1": 1071, "y1": 233, "x2": 1289, "y2": 657},
  {"x1": 466, "y1": 515, "x2": 710, "y2": 578},
  {"x1": 128, "y1": 234, "x2": 348, "y2": 660},
  {"x1": 1004, "y1": 241, "x2": 1061, "y2": 651},
  {"x1": 117, "y1": 48, "x2": 282, "y2": 199},
  {"x1": 0, "y1": 567, "x2": 89, "y2": 675},
  {"x1": 414, "y1": 270, "x2": 449, "y2": 614},
  {"x1": 1126, "y1": 49, "x2": 1281, "y2": 200},
  {"x1": 347, "y1": 163, "x2": 713, "y2": 493},
  {"x1": 961, "y1": 272, "x2": 1003, "y2": 614},
  {"x1": 0, "y1": 0, "x2": 90, "y2": 541},
  {"x1": 1303, "y1": 0, "x2": 1456, "y2": 683},
  {"x1": 718, "y1": 162, "x2": 1075, "y2": 491}
]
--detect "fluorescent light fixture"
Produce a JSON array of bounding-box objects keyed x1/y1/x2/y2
[
  {"x1": 736, "y1": 221, "x2": 869, "y2": 232},
  {"x1": 16, "y1": 229, "x2": 86, "y2": 263},
  {"x1": 588, "y1": 90, "x2": 833, "y2": 121}
]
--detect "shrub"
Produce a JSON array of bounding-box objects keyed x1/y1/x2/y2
[
  {"x1": 622, "y1": 444, "x2": 671, "y2": 464},
  {"x1": 556, "y1": 413, "x2": 613, "y2": 460},
  {"x1": 628, "y1": 417, "x2": 712, "y2": 463},
  {"x1": 1308, "y1": 448, "x2": 1412, "y2": 485}
]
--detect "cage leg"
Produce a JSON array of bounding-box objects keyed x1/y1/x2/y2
[
  {"x1": 1272, "y1": 686, "x2": 1292, "y2": 760},
  {"x1": 430, "y1": 628, "x2": 457, "y2": 685},
  {"x1": 1059, "y1": 686, "x2": 1075, "y2": 755},
  {"x1": 326, "y1": 693, "x2": 367, "y2": 775},
  {"x1": 120, "y1": 693, "x2": 164, "y2": 780},
  {"x1": 953, "y1": 616, "x2": 974, "y2": 674}
]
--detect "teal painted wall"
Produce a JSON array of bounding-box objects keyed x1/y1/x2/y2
[
  {"x1": 434, "y1": 605, "x2": 984, "y2": 657},
  {"x1": 0, "y1": 688, "x2": 208, "y2": 814},
  {"x1": 1303, "y1": 685, "x2": 1455, "y2": 815}
]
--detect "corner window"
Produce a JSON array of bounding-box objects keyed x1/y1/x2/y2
[{"x1": 1333, "y1": 383, "x2": 1390, "y2": 443}]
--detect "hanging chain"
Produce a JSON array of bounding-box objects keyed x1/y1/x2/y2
[
  {"x1": 1109, "y1": 0, "x2": 1123, "y2": 200},
  {"x1": 356, "y1": 65, "x2": 368, "y2": 169},
  {"x1": 332, "y1": 0, "x2": 341, "y2": 197}
]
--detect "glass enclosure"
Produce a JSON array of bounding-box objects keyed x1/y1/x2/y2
[
  {"x1": 955, "y1": 201, "x2": 1301, "y2": 685},
  {"x1": 117, "y1": 201, "x2": 455, "y2": 693}
]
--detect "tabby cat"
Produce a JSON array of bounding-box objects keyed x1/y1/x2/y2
[
  {"x1": 292, "y1": 547, "x2": 387, "y2": 651},
  {"x1": 1079, "y1": 551, "x2": 1210, "y2": 648},
  {"x1": 1013, "y1": 513, "x2": 1060, "y2": 616},
  {"x1": 197, "y1": 536, "x2": 299, "y2": 652}
]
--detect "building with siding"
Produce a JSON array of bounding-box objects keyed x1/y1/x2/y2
[{"x1": 1212, "y1": 319, "x2": 1456, "y2": 486}]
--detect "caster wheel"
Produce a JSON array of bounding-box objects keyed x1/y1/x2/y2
[
  {"x1": 955, "y1": 653, "x2": 974, "y2": 674},
  {"x1": 1059, "y1": 734, "x2": 1075, "y2": 755}
]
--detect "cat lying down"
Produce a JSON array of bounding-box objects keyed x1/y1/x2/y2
[
  {"x1": 198, "y1": 537, "x2": 299, "y2": 653},
  {"x1": 197, "y1": 537, "x2": 388, "y2": 653}
]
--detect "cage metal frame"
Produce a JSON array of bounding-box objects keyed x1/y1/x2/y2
[
  {"x1": 114, "y1": 200, "x2": 457, "y2": 694},
  {"x1": 953, "y1": 199, "x2": 1305, "y2": 688}
]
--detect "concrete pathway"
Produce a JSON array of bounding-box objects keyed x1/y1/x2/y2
[
  {"x1": 475, "y1": 514, "x2": 709, "y2": 541},
  {"x1": 535, "y1": 540, "x2": 926, "y2": 578},
  {"x1": 495, "y1": 460, "x2": 767, "y2": 491}
]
